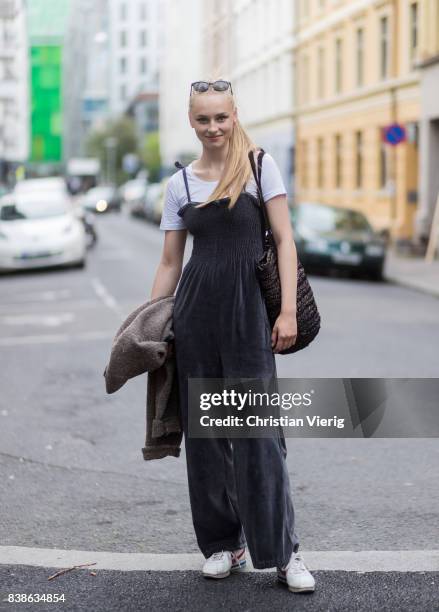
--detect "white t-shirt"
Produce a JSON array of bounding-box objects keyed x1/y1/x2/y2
[{"x1": 159, "y1": 152, "x2": 287, "y2": 231}]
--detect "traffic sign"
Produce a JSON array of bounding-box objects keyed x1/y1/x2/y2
[{"x1": 383, "y1": 124, "x2": 406, "y2": 146}]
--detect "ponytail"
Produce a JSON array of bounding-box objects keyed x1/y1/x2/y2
[{"x1": 189, "y1": 79, "x2": 258, "y2": 209}]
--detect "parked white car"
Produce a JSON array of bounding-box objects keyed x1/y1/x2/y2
[
  {"x1": 119, "y1": 178, "x2": 148, "y2": 217},
  {"x1": 14, "y1": 177, "x2": 68, "y2": 197},
  {"x1": 0, "y1": 191, "x2": 87, "y2": 272},
  {"x1": 144, "y1": 182, "x2": 166, "y2": 224}
]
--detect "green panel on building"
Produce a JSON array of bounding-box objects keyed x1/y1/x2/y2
[
  {"x1": 30, "y1": 45, "x2": 62, "y2": 162},
  {"x1": 28, "y1": 0, "x2": 70, "y2": 163}
]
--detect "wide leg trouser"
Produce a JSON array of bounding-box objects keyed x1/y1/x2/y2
[{"x1": 175, "y1": 349, "x2": 300, "y2": 570}]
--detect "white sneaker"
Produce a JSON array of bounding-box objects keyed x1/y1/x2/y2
[
  {"x1": 277, "y1": 552, "x2": 315, "y2": 593},
  {"x1": 202, "y1": 548, "x2": 246, "y2": 579}
]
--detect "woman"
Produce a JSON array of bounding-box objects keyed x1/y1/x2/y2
[{"x1": 150, "y1": 78, "x2": 315, "y2": 594}]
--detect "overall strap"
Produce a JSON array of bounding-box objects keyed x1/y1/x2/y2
[
  {"x1": 248, "y1": 148, "x2": 271, "y2": 236},
  {"x1": 174, "y1": 161, "x2": 191, "y2": 202}
]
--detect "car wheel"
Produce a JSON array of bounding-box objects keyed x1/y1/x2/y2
[
  {"x1": 72, "y1": 258, "x2": 86, "y2": 269},
  {"x1": 370, "y1": 265, "x2": 384, "y2": 281}
]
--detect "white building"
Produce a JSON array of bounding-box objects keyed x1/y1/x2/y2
[
  {"x1": 107, "y1": 0, "x2": 162, "y2": 117},
  {"x1": 159, "y1": 0, "x2": 203, "y2": 173},
  {"x1": 0, "y1": 0, "x2": 29, "y2": 171},
  {"x1": 64, "y1": 0, "x2": 109, "y2": 160},
  {"x1": 201, "y1": 0, "x2": 296, "y2": 195}
]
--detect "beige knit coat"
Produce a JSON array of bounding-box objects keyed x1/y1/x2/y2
[{"x1": 103, "y1": 295, "x2": 182, "y2": 460}]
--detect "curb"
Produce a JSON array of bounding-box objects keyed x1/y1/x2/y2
[
  {"x1": 384, "y1": 274, "x2": 439, "y2": 299},
  {"x1": 1, "y1": 547, "x2": 439, "y2": 573}
]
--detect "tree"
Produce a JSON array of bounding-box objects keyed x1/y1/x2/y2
[
  {"x1": 140, "y1": 131, "x2": 161, "y2": 183},
  {"x1": 86, "y1": 116, "x2": 138, "y2": 185}
]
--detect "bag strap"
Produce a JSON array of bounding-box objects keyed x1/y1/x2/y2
[
  {"x1": 175, "y1": 161, "x2": 191, "y2": 202},
  {"x1": 248, "y1": 148, "x2": 272, "y2": 236}
]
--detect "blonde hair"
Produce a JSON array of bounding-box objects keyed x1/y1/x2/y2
[{"x1": 188, "y1": 75, "x2": 258, "y2": 209}]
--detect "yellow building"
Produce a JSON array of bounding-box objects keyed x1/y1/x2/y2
[{"x1": 294, "y1": 0, "x2": 424, "y2": 240}]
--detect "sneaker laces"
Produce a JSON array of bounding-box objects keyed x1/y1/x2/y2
[
  {"x1": 286, "y1": 553, "x2": 307, "y2": 573},
  {"x1": 211, "y1": 551, "x2": 226, "y2": 561}
]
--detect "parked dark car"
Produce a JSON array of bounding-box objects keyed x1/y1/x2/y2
[
  {"x1": 78, "y1": 185, "x2": 121, "y2": 213},
  {"x1": 290, "y1": 202, "x2": 387, "y2": 280}
]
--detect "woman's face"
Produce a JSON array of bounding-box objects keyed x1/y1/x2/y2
[{"x1": 189, "y1": 93, "x2": 237, "y2": 148}]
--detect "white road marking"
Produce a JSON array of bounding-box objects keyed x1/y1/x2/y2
[
  {"x1": 90, "y1": 277, "x2": 123, "y2": 319},
  {"x1": 0, "y1": 289, "x2": 72, "y2": 303},
  {"x1": 0, "y1": 299, "x2": 101, "y2": 313},
  {"x1": 0, "y1": 547, "x2": 438, "y2": 572},
  {"x1": 0, "y1": 331, "x2": 113, "y2": 346},
  {"x1": 1, "y1": 313, "x2": 75, "y2": 327}
]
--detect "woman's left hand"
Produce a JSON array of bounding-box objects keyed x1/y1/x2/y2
[{"x1": 271, "y1": 312, "x2": 297, "y2": 353}]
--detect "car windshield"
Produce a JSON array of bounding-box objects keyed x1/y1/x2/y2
[
  {"x1": 298, "y1": 205, "x2": 372, "y2": 233},
  {"x1": 15, "y1": 178, "x2": 67, "y2": 194},
  {"x1": 84, "y1": 188, "x2": 112, "y2": 201},
  {"x1": 0, "y1": 194, "x2": 70, "y2": 220}
]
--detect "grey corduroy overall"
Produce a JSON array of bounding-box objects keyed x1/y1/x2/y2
[{"x1": 172, "y1": 163, "x2": 300, "y2": 569}]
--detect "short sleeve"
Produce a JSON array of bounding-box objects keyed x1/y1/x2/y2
[
  {"x1": 159, "y1": 177, "x2": 186, "y2": 230},
  {"x1": 260, "y1": 153, "x2": 287, "y2": 202}
]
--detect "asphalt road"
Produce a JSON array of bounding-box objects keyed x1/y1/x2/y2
[{"x1": 1, "y1": 210, "x2": 438, "y2": 611}]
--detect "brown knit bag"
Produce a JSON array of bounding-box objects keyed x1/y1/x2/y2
[{"x1": 249, "y1": 149, "x2": 321, "y2": 354}]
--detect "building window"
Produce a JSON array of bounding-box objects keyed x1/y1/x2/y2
[
  {"x1": 356, "y1": 28, "x2": 364, "y2": 87},
  {"x1": 140, "y1": 57, "x2": 147, "y2": 74},
  {"x1": 120, "y1": 84, "x2": 127, "y2": 101},
  {"x1": 3, "y1": 58, "x2": 15, "y2": 80},
  {"x1": 120, "y1": 30, "x2": 127, "y2": 47},
  {"x1": 292, "y1": 57, "x2": 297, "y2": 107},
  {"x1": 379, "y1": 131, "x2": 388, "y2": 188},
  {"x1": 120, "y1": 2, "x2": 127, "y2": 21},
  {"x1": 317, "y1": 137, "x2": 324, "y2": 188},
  {"x1": 139, "y1": 29, "x2": 147, "y2": 47},
  {"x1": 140, "y1": 2, "x2": 147, "y2": 20},
  {"x1": 119, "y1": 56, "x2": 127, "y2": 74},
  {"x1": 355, "y1": 131, "x2": 363, "y2": 188},
  {"x1": 380, "y1": 15, "x2": 389, "y2": 79},
  {"x1": 317, "y1": 46, "x2": 325, "y2": 98},
  {"x1": 335, "y1": 37, "x2": 342, "y2": 93},
  {"x1": 302, "y1": 54, "x2": 310, "y2": 104},
  {"x1": 410, "y1": 2, "x2": 418, "y2": 64},
  {"x1": 289, "y1": 144, "x2": 295, "y2": 178},
  {"x1": 335, "y1": 134, "x2": 342, "y2": 188},
  {"x1": 302, "y1": 0, "x2": 309, "y2": 19},
  {"x1": 301, "y1": 140, "x2": 308, "y2": 189}
]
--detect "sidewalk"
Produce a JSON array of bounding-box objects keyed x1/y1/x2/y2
[{"x1": 384, "y1": 248, "x2": 439, "y2": 298}]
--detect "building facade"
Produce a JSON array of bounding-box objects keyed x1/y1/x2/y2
[
  {"x1": 126, "y1": 91, "x2": 159, "y2": 135},
  {"x1": 159, "y1": 0, "x2": 203, "y2": 174},
  {"x1": 201, "y1": 0, "x2": 296, "y2": 195},
  {"x1": 107, "y1": 0, "x2": 162, "y2": 117},
  {"x1": 0, "y1": 0, "x2": 29, "y2": 179},
  {"x1": 294, "y1": 0, "x2": 422, "y2": 240},
  {"x1": 416, "y1": 0, "x2": 439, "y2": 242},
  {"x1": 63, "y1": 0, "x2": 109, "y2": 161},
  {"x1": 230, "y1": 0, "x2": 296, "y2": 195}
]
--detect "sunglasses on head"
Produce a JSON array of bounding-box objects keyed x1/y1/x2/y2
[{"x1": 190, "y1": 80, "x2": 233, "y2": 95}]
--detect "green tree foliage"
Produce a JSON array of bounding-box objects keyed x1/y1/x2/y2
[
  {"x1": 140, "y1": 131, "x2": 161, "y2": 183},
  {"x1": 86, "y1": 116, "x2": 138, "y2": 185}
]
